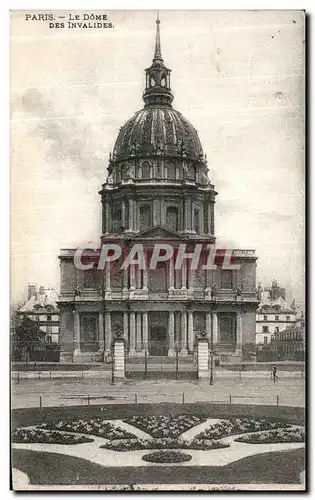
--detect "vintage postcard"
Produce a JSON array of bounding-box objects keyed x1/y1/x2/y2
[{"x1": 10, "y1": 10, "x2": 305, "y2": 491}]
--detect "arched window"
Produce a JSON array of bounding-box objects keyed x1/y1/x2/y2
[
  {"x1": 116, "y1": 169, "x2": 121, "y2": 182},
  {"x1": 112, "y1": 204, "x2": 122, "y2": 233},
  {"x1": 141, "y1": 161, "x2": 151, "y2": 179},
  {"x1": 161, "y1": 75, "x2": 166, "y2": 87},
  {"x1": 187, "y1": 164, "x2": 196, "y2": 180},
  {"x1": 166, "y1": 162, "x2": 175, "y2": 180},
  {"x1": 166, "y1": 207, "x2": 179, "y2": 232},
  {"x1": 140, "y1": 205, "x2": 151, "y2": 232},
  {"x1": 194, "y1": 209, "x2": 200, "y2": 233},
  {"x1": 121, "y1": 165, "x2": 129, "y2": 180}
]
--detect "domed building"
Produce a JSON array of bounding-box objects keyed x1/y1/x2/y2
[{"x1": 58, "y1": 19, "x2": 258, "y2": 363}]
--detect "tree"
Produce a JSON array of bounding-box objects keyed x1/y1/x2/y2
[{"x1": 12, "y1": 316, "x2": 43, "y2": 346}]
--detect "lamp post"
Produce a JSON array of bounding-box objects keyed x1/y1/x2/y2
[
  {"x1": 73, "y1": 285, "x2": 81, "y2": 361},
  {"x1": 99, "y1": 281, "x2": 106, "y2": 362},
  {"x1": 210, "y1": 314, "x2": 214, "y2": 385}
]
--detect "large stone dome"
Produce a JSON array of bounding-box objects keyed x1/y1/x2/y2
[{"x1": 113, "y1": 106, "x2": 203, "y2": 161}]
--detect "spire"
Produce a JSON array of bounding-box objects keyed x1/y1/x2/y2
[
  {"x1": 142, "y1": 15, "x2": 174, "y2": 107},
  {"x1": 154, "y1": 14, "x2": 163, "y2": 61}
]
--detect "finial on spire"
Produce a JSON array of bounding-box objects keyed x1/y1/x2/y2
[{"x1": 154, "y1": 13, "x2": 162, "y2": 61}]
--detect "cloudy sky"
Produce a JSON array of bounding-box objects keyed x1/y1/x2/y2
[{"x1": 10, "y1": 10, "x2": 305, "y2": 306}]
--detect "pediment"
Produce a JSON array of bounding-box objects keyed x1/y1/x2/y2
[{"x1": 134, "y1": 225, "x2": 185, "y2": 240}]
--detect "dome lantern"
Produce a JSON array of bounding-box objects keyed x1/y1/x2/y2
[{"x1": 143, "y1": 17, "x2": 174, "y2": 108}]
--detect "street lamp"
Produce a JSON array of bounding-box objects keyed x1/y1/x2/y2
[{"x1": 209, "y1": 319, "x2": 214, "y2": 385}]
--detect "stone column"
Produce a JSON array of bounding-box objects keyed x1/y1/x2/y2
[
  {"x1": 169, "y1": 254, "x2": 174, "y2": 290},
  {"x1": 161, "y1": 199, "x2": 165, "y2": 226},
  {"x1": 105, "y1": 312, "x2": 112, "y2": 353},
  {"x1": 153, "y1": 199, "x2": 158, "y2": 226},
  {"x1": 184, "y1": 199, "x2": 188, "y2": 232},
  {"x1": 121, "y1": 200, "x2": 126, "y2": 228},
  {"x1": 206, "y1": 312, "x2": 211, "y2": 341},
  {"x1": 136, "y1": 313, "x2": 142, "y2": 351},
  {"x1": 188, "y1": 264, "x2": 194, "y2": 291},
  {"x1": 212, "y1": 312, "x2": 218, "y2": 344},
  {"x1": 143, "y1": 312, "x2": 148, "y2": 352},
  {"x1": 168, "y1": 311, "x2": 175, "y2": 356},
  {"x1": 188, "y1": 311, "x2": 194, "y2": 352},
  {"x1": 73, "y1": 311, "x2": 81, "y2": 355},
  {"x1": 143, "y1": 261, "x2": 148, "y2": 291},
  {"x1": 205, "y1": 268, "x2": 211, "y2": 291},
  {"x1": 211, "y1": 204, "x2": 214, "y2": 234},
  {"x1": 105, "y1": 201, "x2": 110, "y2": 233},
  {"x1": 191, "y1": 199, "x2": 195, "y2": 232},
  {"x1": 105, "y1": 262, "x2": 111, "y2": 292},
  {"x1": 180, "y1": 311, "x2": 188, "y2": 355},
  {"x1": 136, "y1": 267, "x2": 141, "y2": 289},
  {"x1": 133, "y1": 199, "x2": 138, "y2": 231},
  {"x1": 113, "y1": 339, "x2": 125, "y2": 383},
  {"x1": 181, "y1": 260, "x2": 187, "y2": 290},
  {"x1": 123, "y1": 311, "x2": 129, "y2": 342},
  {"x1": 129, "y1": 312, "x2": 136, "y2": 355},
  {"x1": 123, "y1": 268, "x2": 128, "y2": 292},
  {"x1": 129, "y1": 265, "x2": 136, "y2": 291},
  {"x1": 128, "y1": 198, "x2": 133, "y2": 231},
  {"x1": 98, "y1": 312, "x2": 105, "y2": 353},
  {"x1": 188, "y1": 197, "x2": 192, "y2": 231},
  {"x1": 236, "y1": 311, "x2": 243, "y2": 354},
  {"x1": 208, "y1": 203, "x2": 212, "y2": 234}
]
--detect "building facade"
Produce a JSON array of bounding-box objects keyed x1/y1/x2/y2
[
  {"x1": 19, "y1": 284, "x2": 60, "y2": 343},
  {"x1": 255, "y1": 282, "x2": 297, "y2": 344},
  {"x1": 58, "y1": 19, "x2": 258, "y2": 363}
]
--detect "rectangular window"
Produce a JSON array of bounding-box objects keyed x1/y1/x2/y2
[
  {"x1": 264, "y1": 336, "x2": 268, "y2": 344},
  {"x1": 275, "y1": 315, "x2": 279, "y2": 321},
  {"x1": 286, "y1": 316, "x2": 290, "y2": 321},
  {"x1": 84, "y1": 268, "x2": 98, "y2": 289},
  {"x1": 263, "y1": 315, "x2": 268, "y2": 321},
  {"x1": 262, "y1": 325, "x2": 269, "y2": 333},
  {"x1": 221, "y1": 269, "x2": 233, "y2": 289}
]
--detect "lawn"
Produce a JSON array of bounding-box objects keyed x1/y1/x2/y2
[{"x1": 12, "y1": 448, "x2": 305, "y2": 486}]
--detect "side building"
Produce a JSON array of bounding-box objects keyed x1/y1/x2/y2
[
  {"x1": 18, "y1": 285, "x2": 60, "y2": 343},
  {"x1": 255, "y1": 281, "x2": 297, "y2": 344}
]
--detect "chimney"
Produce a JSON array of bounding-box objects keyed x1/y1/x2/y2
[{"x1": 27, "y1": 283, "x2": 36, "y2": 300}]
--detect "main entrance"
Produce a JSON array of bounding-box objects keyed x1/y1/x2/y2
[{"x1": 149, "y1": 312, "x2": 168, "y2": 356}]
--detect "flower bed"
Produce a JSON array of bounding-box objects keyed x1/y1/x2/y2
[
  {"x1": 100, "y1": 437, "x2": 229, "y2": 452},
  {"x1": 235, "y1": 427, "x2": 305, "y2": 444},
  {"x1": 196, "y1": 418, "x2": 291, "y2": 441},
  {"x1": 12, "y1": 427, "x2": 93, "y2": 445},
  {"x1": 123, "y1": 415, "x2": 205, "y2": 438},
  {"x1": 142, "y1": 451, "x2": 192, "y2": 463},
  {"x1": 40, "y1": 419, "x2": 136, "y2": 440}
]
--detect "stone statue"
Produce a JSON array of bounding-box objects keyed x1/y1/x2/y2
[
  {"x1": 74, "y1": 285, "x2": 81, "y2": 298},
  {"x1": 211, "y1": 284, "x2": 216, "y2": 300}
]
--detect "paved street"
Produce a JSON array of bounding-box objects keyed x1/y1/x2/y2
[{"x1": 11, "y1": 377, "x2": 305, "y2": 409}]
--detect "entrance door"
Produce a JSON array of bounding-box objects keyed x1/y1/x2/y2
[{"x1": 150, "y1": 326, "x2": 167, "y2": 356}]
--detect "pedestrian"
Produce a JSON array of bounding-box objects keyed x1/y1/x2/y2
[{"x1": 272, "y1": 364, "x2": 278, "y2": 384}]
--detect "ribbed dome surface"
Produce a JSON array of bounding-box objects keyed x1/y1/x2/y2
[{"x1": 113, "y1": 106, "x2": 203, "y2": 160}]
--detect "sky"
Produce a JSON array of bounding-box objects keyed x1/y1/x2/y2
[{"x1": 10, "y1": 10, "x2": 305, "y2": 307}]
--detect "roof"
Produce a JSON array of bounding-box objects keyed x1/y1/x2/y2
[
  {"x1": 20, "y1": 288, "x2": 59, "y2": 313},
  {"x1": 113, "y1": 107, "x2": 203, "y2": 161},
  {"x1": 257, "y1": 295, "x2": 296, "y2": 314}
]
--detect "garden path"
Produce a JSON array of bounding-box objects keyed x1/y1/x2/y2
[
  {"x1": 180, "y1": 419, "x2": 222, "y2": 441},
  {"x1": 111, "y1": 420, "x2": 151, "y2": 440},
  {"x1": 12, "y1": 439, "x2": 304, "y2": 468}
]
